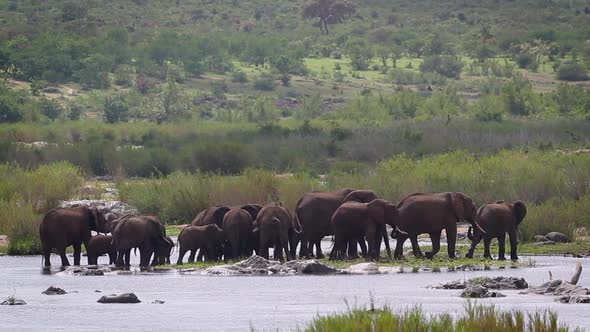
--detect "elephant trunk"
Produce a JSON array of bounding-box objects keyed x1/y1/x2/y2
[{"x1": 382, "y1": 224, "x2": 392, "y2": 260}]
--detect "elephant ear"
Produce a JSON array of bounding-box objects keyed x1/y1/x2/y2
[
  {"x1": 450, "y1": 192, "x2": 466, "y2": 222},
  {"x1": 88, "y1": 206, "x2": 99, "y2": 231},
  {"x1": 213, "y1": 206, "x2": 231, "y2": 227},
  {"x1": 239, "y1": 204, "x2": 263, "y2": 220},
  {"x1": 367, "y1": 199, "x2": 386, "y2": 225},
  {"x1": 513, "y1": 201, "x2": 527, "y2": 226},
  {"x1": 343, "y1": 190, "x2": 379, "y2": 203}
]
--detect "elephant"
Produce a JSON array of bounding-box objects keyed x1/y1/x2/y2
[
  {"x1": 191, "y1": 205, "x2": 231, "y2": 228},
  {"x1": 176, "y1": 224, "x2": 226, "y2": 264},
  {"x1": 466, "y1": 200, "x2": 527, "y2": 260},
  {"x1": 39, "y1": 205, "x2": 110, "y2": 267},
  {"x1": 393, "y1": 192, "x2": 485, "y2": 259},
  {"x1": 222, "y1": 205, "x2": 263, "y2": 260},
  {"x1": 112, "y1": 215, "x2": 173, "y2": 267},
  {"x1": 86, "y1": 234, "x2": 117, "y2": 265},
  {"x1": 330, "y1": 199, "x2": 403, "y2": 260},
  {"x1": 151, "y1": 236, "x2": 174, "y2": 265},
  {"x1": 294, "y1": 189, "x2": 379, "y2": 258},
  {"x1": 254, "y1": 204, "x2": 293, "y2": 261}
]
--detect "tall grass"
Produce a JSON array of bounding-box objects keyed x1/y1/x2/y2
[
  {"x1": 305, "y1": 302, "x2": 579, "y2": 332},
  {"x1": 0, "y1": 162, "x2": 83, "y2": 254}
]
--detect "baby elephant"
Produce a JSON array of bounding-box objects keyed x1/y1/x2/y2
[
  {"x1": 87, "y1": 234, "x2": 117, "y2": 265},
  {"x1": 177, "y1": 224, "x2": 225, "y2": 264},
  {"x1": 466, "y1": 200, "x2": 527, "y2": 260}
]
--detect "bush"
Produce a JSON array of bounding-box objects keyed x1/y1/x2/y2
[
  {"x1": 556, "y1": 62, "x2": 589, "y2": 81},
  {"x1": 420, "y1": 56, "x2": 463, "y2": 79},
  {"x1": 39, "y1": 98, "x2": 64, "y2": 120},
  {"x1": 0, "y1": 90, "x2": 23, "y2": 123},
  {"x1": 0, "y1": 199, "x2": 41, "y2": 255},
  {"x1": 253, "y1": 74, "x2": 276, "y2": 91},
  {"x1": 515, "y1": 53, "x2": 538, "y2": 70},
  {"x1": 231, "y1": 70, "x2": 248, "y2": 83},
  {"x1": 103, "y1": 95, "x2": 129, "y2": 123}
]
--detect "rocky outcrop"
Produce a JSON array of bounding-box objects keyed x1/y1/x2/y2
[
  {"x1": 97, "y1": 293, "x2": 141, "y2": 304},
  {"x1": 42, "y1": 287, "x2": 67, "y2": 295},
  {"x1": 430, "y1": 276, "x2": 528, "y2": 290},
  {"x1": 200, "y1": 255, "x2": 338, "y2": 276},
  {"x1": 59, "y1": 200, "x2": 137, "y2": 220},
  {"x1": 521, "y1": 262, "x2": 590, "y2": 304},
  {"x1": 460, "y1": 285, "x2": 506, "y2": 298},
  {"x1": 545, "y1": 232, "x2": 571, "y2": 243},
  {"x1": 343, "y1": 263, "x2": 380, "y2": 275}
]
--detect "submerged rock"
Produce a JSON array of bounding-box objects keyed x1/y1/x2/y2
[
  {"x1": 1, "y1": 298, "x2": 27, "y2": 305},
  {"x1": 522, "y1": 279, "x2": 590, "y2": 297},
  {"x1": 150, "y1": 299, "x2": 166, "y2": 304},
  {"x1": 431, "y1": 276, "x2": 528, "y2": 290},
  {"x1": 58, "y1": 266, "x2": 111, "y2": 276},
  {"x1": 282, "y1": 260, "x2": 337, "y2": 275},
  {"x1": 460, "y1": 285, "x2": 506, "y2": 298},
  {"x1": 42, "y1": 286, "x2": 67, "y2": 295},
  {"x1": 97, "y1": 293, "x2": 141, "y2": 304},
  {"x1": 545, "y1": 232, "x2": 571, "y2": 243}
]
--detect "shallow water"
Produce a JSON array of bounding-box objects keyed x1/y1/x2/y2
[{"x1": 1, "y1": 247, "x2": 589, "y2": 331}]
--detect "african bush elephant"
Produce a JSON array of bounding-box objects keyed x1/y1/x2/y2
[
  {"x1": 191, "y1": 205, "x2": 231, "y2": 228},
  {"x1": 254, "y1": 204, "x2": 293, "y2": 261},
  {"x1": 112, "y1": 215, "x2": 172, "y2": 267},
  {"x1": 294, "y1": 189, "x2": 378, "y2": 258},
  {"x1": 394, "y1": 192, "x2": 485, "y2": 259},
  {"x1": 151, "y1": 236, "x2": 174, "y2": 265},
  {"x1": 330, "y1": 199, "x2": 403, "y2": 260},
  {"x1": 86, "y1": 234, "x2": 117, "y2": 265},
  {"x1": 466, "y1": 200, "x2": 527, "y2": 260},
  {"x1": 39, "y1": 205, "x2": 110, "y2": 267},
  {"x1": 222, "y1": 205, "x2": 263, "y2": 260},
  {"x1": 176, "y1": 224, "x2": 226, "y2": 264}
]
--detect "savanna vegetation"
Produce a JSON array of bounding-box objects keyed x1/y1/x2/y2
[{"x1": 0, "y1": 0, "x2": 589, "y2": 257}]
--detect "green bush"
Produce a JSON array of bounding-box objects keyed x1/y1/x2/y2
[
  {"x1": 420, "y1": 55, "x2": 464, "y2": 79},
  {"x1": 103, "y1": 94, "x2": 129, "y2": 123},
  {"x1": 0, "y1": 199, "x2": 42, "y2": 255},
  {"x1": 556, "y1": 62, "x2": 589, "y2": 81},
  {"x1": 231, "y1": 70, "x2": 248, "y2": 83},
  {"x1": 253, "y1": 74, "x2": 276, "y2": 91},
  {"x1": 39, "y1": 98, "x2": 64, "y2": 120}
]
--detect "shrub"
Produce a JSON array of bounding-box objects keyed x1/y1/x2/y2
[
  {"x1": 420, "y1": 55, "x2": 464, "y2": 79},
  {"x1": 39, "y1": 98, "x2": 64, "y2": 120},
  {"x1": 515, "y1": 53, "x2": 538, "y2": 70},
  {"x1": 114, "y1": 64, "x2": 135, "y2": 86},
  {"x1": 0, "y1": 90, "x2": 22, "y2": 123},
  {"x1": 556, "y1": 62, "x2": 589, "y2": 81},
  {"x1": 253, "y1": 74, "x2": 276, "y2": 91},
  {"x1": 0, "y1": 199, "x2": 41, "y2": 255},
  {"x1": 231, "y1": 70, "x2": 248, "y2": 83},
  {"x1": 103, "y1": 95, "x2": 129, "y2": 123}
]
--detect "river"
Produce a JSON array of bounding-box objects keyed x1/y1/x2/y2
[{"x1": 0, "y1": 249, "x2": 588, "y2": 331}]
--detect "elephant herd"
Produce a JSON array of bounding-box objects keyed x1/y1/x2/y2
[{"x1": 39, "y1": 189, "x2": 527, "y2": 268}]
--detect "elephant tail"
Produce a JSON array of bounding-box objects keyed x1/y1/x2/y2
[{"x1": 467, "y1": 226, "x2": 474, "y2": 241}]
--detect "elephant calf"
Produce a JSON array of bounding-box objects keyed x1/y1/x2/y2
[
  {"x1": 177, "y1": 225, "x2": 225, "y2": 264},
  {"x1": 87, "y1": 234, "x2": 118, "y2": 265},
  {"x1": 466, "y1": 200, "x2": 527, "y2": 260}
]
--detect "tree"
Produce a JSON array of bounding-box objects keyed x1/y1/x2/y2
[
  {"x1": 103, "y1": 95, "x2": 129, "y2": 123},
  {"x1": 302, "y1": 0, "x2": 355, "y2": 34},
  {"x1": 39, "y1": 98, "x2": 63, "y2": 120},
  {"x1": 0, "y1": 87, "x2": 22, "y2": 123},
  {"x1": 345, "y1": 38, "x2": 374, "y2": 71}
]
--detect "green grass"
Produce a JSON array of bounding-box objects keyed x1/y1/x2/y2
[{"x1": 304, "y1": 302, "x2": 580, "y2": 332}]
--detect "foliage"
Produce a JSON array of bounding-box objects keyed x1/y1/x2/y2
[
  {"x1": 302, "y1": 0, "x2": 356, "y2": 34},
  {"x1": 306, "y1": 303, "x2": 578, "y2": 332},
  {"x1": 253, "y1": 74, "x2": 276, "y2": 91},
  {"x1": 38, "y1": 98, "x2": 64, "y2": 120},
  {"x1": 556, "y1": 62, "x2": 589, "y2": 81},
  {"x1": 0, "y1": 85, "x2": 22, "y2": 123},
  {"x1": 103, "y1": 94, "x2": 129, "y2": 123},
  {"x1": 420, "y1": 56, "x2": 464, "y2": 79}
]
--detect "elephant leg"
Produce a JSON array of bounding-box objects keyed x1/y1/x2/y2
[
  {"x1": 394, "y1": 235, "x2": 406, "y2": 259},
  {"x1": 73, "y1": 243, "x2": 82, "y2": 266},
  {"x1": 358, "y1": 238, "x2": 368, "y2": 257},
  {"x1": 315, "y1": 238, "x2": 324, "y2": 259},
  {"x1": 299, "y1": 237, "x2": 309, "y2": 258},
  {"x1": 330, "y1": 236, "x2": 344, "y2": 260},
  {"x1": 509, "y1": 230, "x2": 519, "y2": 260},
  {"x1": 483, "y1": 237, "x2": 492, "y2": 259},
  {"x1": 425, "y1": 232, "x2": 441, "y2": 259},
  {"x1": 445, "y1": 226, "x2": 457, "y2": 259},
  {"x1": 347, "y1": 240, "x2": 359, "y2": 259},
  {"x1": 281, "y1": 235, "x2": 291, "y2": 261},
  {"x1": 59, "y1": 247, "x2": 70, "y2": 266},
  {"x1": 497, "y1": 234, "x2": 506, "y2": 261},
  {"x1": 42, "y1": 245, "x2": 51, "y2": 267},
  {"x1": 177, "y1": 246, "x2": 187, "y2": 265},
  {"x1": 115, "y1": 249, "x2": 125, "y2": 267},
  {"x1": 466, "y1": 236, "x2": 482, "y2": 259},
  {"x1": 188, "y1": 249, "x2": 197, "y2": 263},
  {"x1": 410, "y1": 236, "x2": 423, "y2": 258}
]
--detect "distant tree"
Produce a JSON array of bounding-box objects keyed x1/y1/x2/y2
[
  {"x1": 345, "y1": 38, "x2": 374, "y2": 71},
  {"x1": 39, "y1": 98, "x2": 64, "y2": 120},
  {"x1": 556, "y1": 62, "x2": 589, "y2": 81},
  {"x1": 0, "y1": 86, "x2": 22, "y2": 123},
  {"x1": 420, "y1": 56, "x2": 463, "y2": 79},
  {"x1": 68, "y1": 104, "x2": 83, "y2": 121},
  {"x1": 61, "y1": 1, "x2": 88, "y2": 22},
  {"x1": 302, "y1": 0, "x2": 356, "y2": 34},
  {"x1": 103, "y1": 95, "x2": 129, "y2": 123}
]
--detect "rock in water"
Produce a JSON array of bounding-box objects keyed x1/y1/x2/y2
[
  {"x1": 42, "y1": 287, "x2": 67, "y2": 295},
  {"x1": 460, "y1": 285, "x2": 505, "y2": 298},
  {"x1": 545, "y1": 232, "x2": 571, "y2": 243},
  {"x1": 558, "y1": 296, "x2": 590, "y2": 304},
  {"x1": 431, "y1": 276, "x2": 528, "y2": 290},
  {"x1": 282, "y1": 260, "x2": 337, "y2": 275},
  {"x1": 201, "y1": 255, "x2": 337, "y2": 275},
  {"x1": 97, "y1": 293, "x2": 141, "y2": 304}
]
